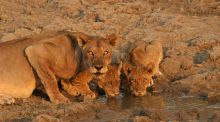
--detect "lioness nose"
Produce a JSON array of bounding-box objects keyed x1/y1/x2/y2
[{"x1": 95, "y1": 66, "x2": 103, "y2": 70}]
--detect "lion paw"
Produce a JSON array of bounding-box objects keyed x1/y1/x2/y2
[
  {"x1": 83, "y1": 91, "x2": 96, "y2": 100},
  {"x1": 0, "y1": 94, "x2": 15, "y2": 105},
  {"x1": 52, "y1": 94, "x2": 70, "y2": 104},
  {"x1": 66, "y1": 87, "x2": 81, "y2": 96},
  {"x1": 61, "y1": 80, "x2": 81, "y2": 96}
]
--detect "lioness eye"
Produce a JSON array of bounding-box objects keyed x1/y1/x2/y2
[
  {"x1": 143, "y1": 78, "x2": 148, "y2": 82},
  {"x1": 88, "y1": 51, "x2": 94, "y2": 56},
  {"x1": 103, "y1": 51, "x2": 109, "y2": 55}
]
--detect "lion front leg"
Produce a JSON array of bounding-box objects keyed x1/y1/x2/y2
[
  {"x1": 25, "y1": 46, "x2": 70, "y2": 104},
  {"x1": 39, "y1": 72, "x2": 70, "y2": 104},
  {"x1": 71, "y1": 70, "x2": 96, "y2": 99},
  {"x1": 80, "y1": 82, "x2": 96, "y2": 99}
]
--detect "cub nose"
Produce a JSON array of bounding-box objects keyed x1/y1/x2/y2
[
  {"x1": 134, "y1": 91, "x2": 145, "y2": 96},
  {"x1": 95, "y1": 66, "x2": 103, "y2": 70},
  {"x1": 115, "y1": 92, "x2": 119, "y2": 96}
]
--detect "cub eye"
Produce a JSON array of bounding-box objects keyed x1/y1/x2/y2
[
  {"x1": 143, "y1": 78, "x2": 148, "y2": 81},
  {"x1": 130, "y1": 79, "x2": 136, "y2": 83},
  {"x1": 103, "y1": 50, "x2": 109, "y2": 56},
  {"x1": 88, "y1": 51, "x2": 94, "y2": 56}
]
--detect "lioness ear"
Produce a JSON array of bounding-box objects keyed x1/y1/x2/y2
[
  {"x1": 106, "y1": 34, "x2": 119, "y2": 46},
  {"x1": 76, "y1": 32, "x2": 90, "y2": 47}
]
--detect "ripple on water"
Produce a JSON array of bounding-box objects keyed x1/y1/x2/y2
[{"x1": 97, "y1": 93, "x2": 211, "y2": 111}]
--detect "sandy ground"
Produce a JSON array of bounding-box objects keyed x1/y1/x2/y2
[{"x1": 0, "y1": 0, "x2": 220, "y2": 121}]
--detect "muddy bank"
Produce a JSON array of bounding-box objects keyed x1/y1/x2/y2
[{"x1": 0, "y1": 0, "x2": 220, "y2": 121}]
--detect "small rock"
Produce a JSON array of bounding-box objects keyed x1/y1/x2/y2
[
  {"x1": 133, "y1": 116, "x2": 154, "y2": 122},
  {"x1": 209, "y1": 112, "x2": 220, "y2": 122},
  {"x1": 0, "y1": 95, "x2": 15, "y2": 105},
  {"x1": 210, "y1": 46, "x2": 220, "y2": 60},
  {"x1": 4, "y1": 28, "x2": 15, "y2": 33},
  {"x1": 33, "y1": 28, "x2": 42, "y2": 34},
  {"x1": 0, "y1": 33, "x2": 17, "y2": 42},
  {"x1": 15, "y1": 28, "x2": 32, "y2": 38},
  {"x1": 178, "y1": 110, "x2": 199, "y2": 121},
  {"x1": 193, "y1": 51, "x2": 209, "y2": 64},
  {"x1": 0, "y1": 14, "x2": 12, "y2": 21},
  {"x1": 208, "y1": 92, "x2": 220, "y2": 104},
  {"x1": 32, "y1": 114, "x2": 60, "y2": 122},
  {"x1": 180, "y1": 59, "x2": 193, "y2": 70}
]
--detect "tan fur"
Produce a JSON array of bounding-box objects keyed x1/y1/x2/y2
[
  {"x1": 97, "y1": 62, "x2": 122, "y2": 97},
  {"x1": 130, "y1": 41, "x2": 163, "y2": 76},
  {"x1": 122, "y1": 41, "x2": 162, "y2": 96},
  {"x1": 0, "y1": 31, "x2": 119, "y2": 104},
  {"x1": 61, "y1": 70, "x2": 94, "y2": 98},
  {"x1": 62, "y1": 62, "x2": 122, "y2": 98},
  {"x1": 123, "y1": 62, "x2": 153, "y2": 96}
]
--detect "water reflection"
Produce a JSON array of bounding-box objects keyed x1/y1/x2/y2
[
  {"x1": 97, "y1": 93, "x2": 214, "y2": 111},
  {"x1": 98, "y1": 93, "x2": 165, "y2": 110}
]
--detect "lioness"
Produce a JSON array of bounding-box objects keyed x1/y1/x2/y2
[
  {"x1": 62, "y1": 62, "x2": 122, "y2": 98},
  {"x1": 0, "y1": 31, "x2": 119, "y2": 104}
]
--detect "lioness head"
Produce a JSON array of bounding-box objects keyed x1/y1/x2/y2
[
  {"x1": 98, "y1": 62, "x2": 122, "y2": 97},
  {"x1": 76, "y1": 33, "x2": 119, "y2": 78},
  {"x1": 122, "y1": 62, "x2": 153, "y2": 97}
]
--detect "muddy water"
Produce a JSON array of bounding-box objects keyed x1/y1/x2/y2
[
  {"x1": 0, "y1": 91, "x2": 219, "y2": 121},
  {"x1": 94, "y1": 92, "x2": 220, "y2": 121}
]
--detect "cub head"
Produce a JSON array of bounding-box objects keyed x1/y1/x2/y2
[
  {"x1": 98, "y1": 62, "x2": 122, "y2": 97},
  {"x1": 76, "y1": 33, "x2": 119, "y2": 78},
  {"x1": 122, "y1": 62, "x2": 153, "y2": 97}
]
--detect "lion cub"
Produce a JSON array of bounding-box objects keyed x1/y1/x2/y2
[
  {"x1": 62, "y1": 63, "x2": 122, "y2": 98},
  {"x1": 96, "y1": 62, "x2": 122, "y2": 97},
  {"x1": 122, "y1": 40, "x2": 163, "y2": 96},
  {"x1": 130, "y1": 41, "x2": 163, "y2": 77},
  {"x1": 122, "y1": 62, "x2": 154, "y2": 96}
]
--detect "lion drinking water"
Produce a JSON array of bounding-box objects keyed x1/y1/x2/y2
[{"x1": 122, "y1": 40, "x2": 163, "y2": 96}]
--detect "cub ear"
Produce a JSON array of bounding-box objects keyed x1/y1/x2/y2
[
  {"x1": 144, "y1": 62, "x2": 155, "y2": 75},
  {"x1": 76, "y1": 32, "x2": 90, "y2": 48},
  {"x1": 122, "y1": 62, "x2": 131, "y2": 77},
  {"x1": 118, "y1": 61, "x2": 123, "y2": 73},
  {"x1": 106, "y1": 33, "x2": 119, "y2": 46}
]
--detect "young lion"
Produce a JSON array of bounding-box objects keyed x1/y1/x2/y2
[
  {"x1": 62, "y1": 62, "x2": 122, "y2": 98},
  {"x1": 122, "y1": 62, "x2": 154, "y2": 96},
  {"x1": 97, "y1": 62, "x2": 122, "y2": 97},
  {"x1": 122, "y1": 40, "x2": 163, "y2": 96},
  {"x1": 130, "y1": 41, "x2": 163, "y2": 77}
]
